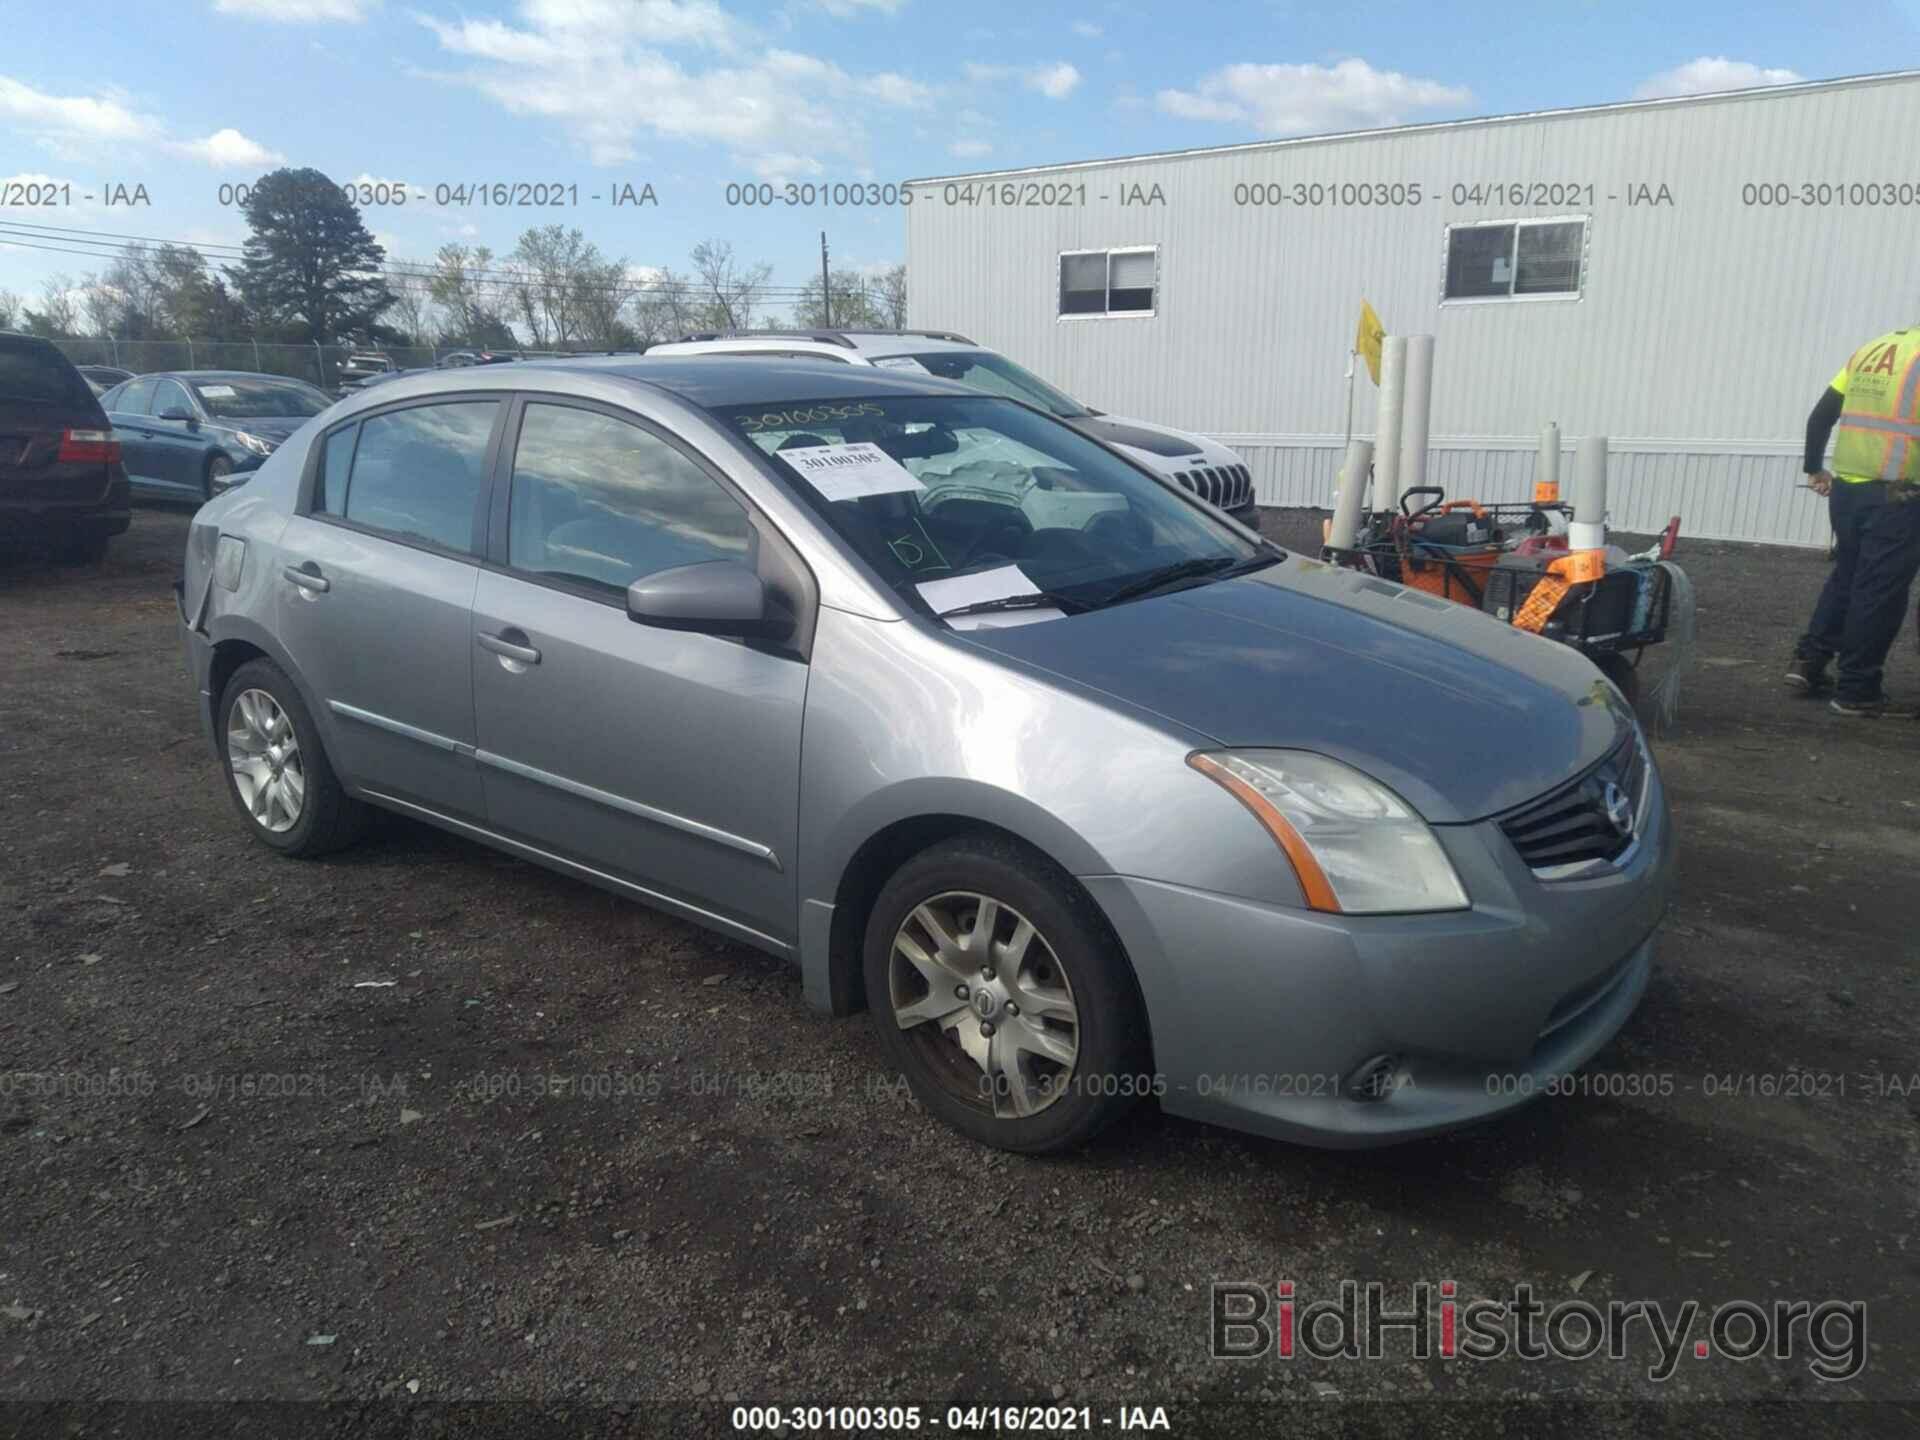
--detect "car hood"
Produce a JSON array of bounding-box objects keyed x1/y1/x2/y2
[
  {"x1": 1065, "y1": 414, "x2": 1245, "y2": 482},
  {"x1": 958, "y1": 556, "x2": 1633, "y2": 823}
]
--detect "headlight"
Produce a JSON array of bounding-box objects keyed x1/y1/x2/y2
[
  {"x1": 232, "y1": 431, "x2": 276, "y2": 458},
  {"x1": 1188, "y1": 750, "x2": 1468, "y2": 914}
]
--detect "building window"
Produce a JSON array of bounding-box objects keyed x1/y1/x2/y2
[
  {"x1": 1059, "y1": 247, "x2": 1157, "y2": 318},
  {"x1": 1442, "y1": 218, "x2": 1587, "y2": 302}
]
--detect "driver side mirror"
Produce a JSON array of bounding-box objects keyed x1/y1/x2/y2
[
  {"x1": 626, "y1": 560, "x2": 790, "y2": 640},
  {"x1": 158, "y1": 406, "x2": 198, "y2": 427}
]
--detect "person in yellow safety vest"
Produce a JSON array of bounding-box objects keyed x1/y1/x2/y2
[{"x1": 1787, "y1": 328, "x2": 1920, "y2": 715}]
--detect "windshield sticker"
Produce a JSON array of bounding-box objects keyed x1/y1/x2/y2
[
  {"x1": 736, "y1": 401, "x2": 884, "y2": 432},
  {"x1": 915, "y1": 564, "x2": 1040, "y2": 614},
  {"x1": 199, "y1": 384, "x2": 237, "y2": 398},
  {"x1": 872, "y1": 356, "x2": 931, "y2": 373},
  {"x1": 777, "y1": 441, "x2": 925, "y2": 501}
]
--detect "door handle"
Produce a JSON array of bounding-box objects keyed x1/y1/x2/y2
[
  {"x1": 283, "y1": 563, "x2": 329, "y2": 593},
  {"x1": 478, "y1": 629, "x2": 542, "y2": 666}
]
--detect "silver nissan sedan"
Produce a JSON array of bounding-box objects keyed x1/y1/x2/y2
[{"x1": 178, "y1": 358, "x2": 1674, "y2": 1153}]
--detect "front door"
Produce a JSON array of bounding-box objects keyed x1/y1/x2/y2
[
  {"x1": 273, "y1": 397, "x2": 505, "y2": 821},
  {"x1": 147, "y1": 378, "x2": 205, "y2": 494},
  {"x1": 470, "y1": 398, "x2": 807, "y2": 947}
]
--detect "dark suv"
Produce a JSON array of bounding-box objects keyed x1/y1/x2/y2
[{"x1": 0, "y1": 333, "x2": 131, "y2": 563}]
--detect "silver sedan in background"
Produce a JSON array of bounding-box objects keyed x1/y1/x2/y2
[{"x1": 178, "y1": 358, "x2": 1673, "y2": 1153}]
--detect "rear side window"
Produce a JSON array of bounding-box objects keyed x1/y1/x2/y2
[
  {"x1": 0, "y1": 340, "x2": 94, "y2": 408},
  {"x1": 114, "y1": 378, "x2": 156, "y2": 416},
  {"x1": 339, "y1": 401, "x2": 498, "y2": 556},
  {"x1": 507, "y1": 402, "x2": 751, "y2": 595}
]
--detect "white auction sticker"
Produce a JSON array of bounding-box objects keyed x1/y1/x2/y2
[
  {"x1": 198, "y1": 385, "x2": 237, "y2": 398},
  {"x1": 776, "y1": 442, "x2": 925, "y2": 502}
]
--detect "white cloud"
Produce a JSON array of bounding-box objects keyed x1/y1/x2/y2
[
  {"x1": 0, "y1": 77, "x2": 161, "y2": 149},
  {"x1": 212, "y1": 0, "x2": 376, "y2": 19},
  {"x1": 964, "y1": 60, "x2": 1080, "y2": 99},
  {"x1": 420, "y1": 2, "x2": 932, "y2": 168},
  {"x1": 1633, "y1": 57, "x2": 1803, "y2": 100},
  {"x1": 1072, "y1": 19, "x2": 1101, "y2": 37},
  {"x1": 948, "y1": 138, "x2": 992, "y2": 158},
  {"x1": 173, "y1": 127, "x2": 286, "y2": 168},
  {"x1": 1156, "y1": 58, "x2": 1468, "y2": 134},
  {"x1": 1026, "y1": 62, "x2": 1080, "y2": 99},
  {"x1": 809, "y1": 0, "x2": 905, "y2": 13}
]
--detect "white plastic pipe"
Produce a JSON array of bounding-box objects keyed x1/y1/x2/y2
[
  {"x1": 1327, "y1": 439, "x2": 1374, "y2": 551},
  {"x1": 1536, "y1": 421, "x2": 1561, "y2": 502},
  {"x1": 1371, "y1": 335, "x2": 1407, "y2": 511},
  {"x1": 1570, "y1": 435, "x2": 1608, "y2": 550},
  {"x1": 1397, "y1": 334, "x2": 1435, "y2": 497}
]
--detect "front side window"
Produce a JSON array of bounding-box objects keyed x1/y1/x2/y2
[
  {"x1": 719, "y1": 394, "x2": 1265, "y2": 621},
  {"x1": 151, "y1": 379, "x2": 194, "y2": 419},
  {"x1": 1058, "y1": 247, "x2": 1157, "y2": 318},
  {"x1": 339, "y1": 401, "x2": 498, "y2": 555},
  {"x1": 508, "y1": 403, "x2": 752, "y2": 596},
  {"x1": 1443, "y1": 219, "x2": 1587, "y2": 301}
]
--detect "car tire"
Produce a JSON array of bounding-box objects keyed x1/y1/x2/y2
[
  {"x1": 57, "y1": 532, "x2": 110, "y2": 565},
  {"x1": 204, "y1": 454, "x2": 233, "y2": 501},
  {"x1": 863, "y1": 833, "x2": 1149, "y2": 1154},
  {"x1": 217, "y1": 658, "x2": 368, "y2": 858}
]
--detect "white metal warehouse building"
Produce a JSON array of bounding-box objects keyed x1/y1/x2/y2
[{"x1": 905, "y1": 70, "x2": 1920, "y2": 548}]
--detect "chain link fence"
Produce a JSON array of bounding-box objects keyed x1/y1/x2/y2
[{"x1": 48, "y1": 338, "x2": 596, "y2": 391}]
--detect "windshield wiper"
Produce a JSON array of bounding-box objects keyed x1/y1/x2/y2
[
  {"x1": 937, "y1": 592, "x2": 1080, "y2": 621},
  {"x1": 1099, "y1": 552, "x2": 1278, "y2": 608}
]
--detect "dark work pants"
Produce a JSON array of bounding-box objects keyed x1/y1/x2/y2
[{"x1": 1796, "y1": 480, "x2": 1920, "y2": 700}]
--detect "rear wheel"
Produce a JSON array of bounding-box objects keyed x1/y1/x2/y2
[
  {"x1": 218, "y1": 658, "x2": 368, "y2": 857},
  {"x1": 863, "y1": 834, "x2": 1149, "y2": 1153}
]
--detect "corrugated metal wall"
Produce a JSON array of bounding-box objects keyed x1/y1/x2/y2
[{"x1": 906, "y1": 73, "x2": 1920, "y2": 547}]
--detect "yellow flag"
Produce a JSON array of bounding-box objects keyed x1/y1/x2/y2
[{"x1": 1355, "y1": 300, "x2": 1385, "y2": 385}]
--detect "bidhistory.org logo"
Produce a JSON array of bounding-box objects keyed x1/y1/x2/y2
[{"x1": 1210, "y1": 1281, "x2": 1867, "y2": 1383}]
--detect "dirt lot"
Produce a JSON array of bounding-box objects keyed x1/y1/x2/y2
[{"x1": 2, "y1": 504, "x2": 1917, "y2": 1436}]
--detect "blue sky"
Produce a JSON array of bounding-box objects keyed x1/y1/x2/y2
[{"x1": 3, "y1": 0, "x2": 1917, "y2": 318}]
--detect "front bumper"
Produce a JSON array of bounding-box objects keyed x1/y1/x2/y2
[{"x1": 1082, "y1": 761, "x2": 1675, "y2": 1147}]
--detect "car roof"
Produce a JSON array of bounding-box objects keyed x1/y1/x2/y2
[
  {"x1": 479, "y1": 355, "x2": 986, "y2": 408},
  {"x1": 658, "y1": 330, "x2": 984, "y2": 360}
]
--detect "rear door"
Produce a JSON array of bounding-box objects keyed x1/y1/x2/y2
[
  {"x1": 273, "y1": 395, "x2": 505, "y2": 821},
  {"x1": 469, "y1": 396, "x2": 809, "y2": 947},
  {"x1": 106, "y1": 377, "x2": 159, "y2": 487}
]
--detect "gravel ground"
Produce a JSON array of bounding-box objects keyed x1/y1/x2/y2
[{"x1": 1, "y1": 504, "x2": 1916, "y2": 1437}]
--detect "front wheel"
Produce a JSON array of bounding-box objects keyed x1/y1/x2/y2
[
  {"x1": 863, "y1": 834, "x2": 1149, "y2": 1153},
  {"x1": 205, "y1": 453, "x2": 233, "y2": 500}
]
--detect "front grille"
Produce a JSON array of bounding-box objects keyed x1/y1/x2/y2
[{"x1": 1499, "y1": 733, "x2": 1647, "y2": 874}]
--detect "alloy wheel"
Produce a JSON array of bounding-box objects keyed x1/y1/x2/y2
[
  {"x1": 227, "y1": 688, "x2": 305, "y2": 833},
  {"x1": 888, "y1": 890, "x2": 1079, "y2": 1118}
]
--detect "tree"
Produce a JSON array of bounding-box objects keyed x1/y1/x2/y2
[
  {"x1": 505, "y1": 225, "x2": 609, "y2": 348},
  {"x1": 689, "y1": 238, "x2": 771, "y2": 332},
  {"x1": 877, "y1": 263, "x2": 908, "y2": 329},
  {"x1": 229, "y1": 167, "x2": 394, "y2": 343},
  {"x1": 427, "y1": 243, "x2": 510, "y2": 346},
  {"x1": 795, "y1": 267, "x2": 884, "y2": 329},
  {"x1": 0, "y1": 288, "x2": 19, "y2": 330},
  {"x1": 629, "y1": 267, "x2": 697, "y2": 345},
  {"x1": 383, "y1": 263, "x2": 436, "y2": 346},
  {"x1": 23, "y1": 274, "x2": 79, "y2": 337}
]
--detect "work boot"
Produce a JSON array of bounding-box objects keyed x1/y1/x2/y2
[{"x1": 1785, "y1": 656, "x2": 1831, "y2": 694}]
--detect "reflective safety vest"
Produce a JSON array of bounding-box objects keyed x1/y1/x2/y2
[{"x1": 1831, "y1": 328, "x2": 1920, "y2": 484}]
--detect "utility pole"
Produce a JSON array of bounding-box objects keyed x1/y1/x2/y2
[{"x1": 820, "y1": 231, "x2": 832, "y2": 329}]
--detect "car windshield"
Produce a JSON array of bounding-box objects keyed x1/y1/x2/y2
[
  {"x1": 190, "y1": 377, "x2": 332, "y2": 419},
  {"x1": 881, "y1": 351, "x2": 1089, "y2": 418},
  {"x1": 717, "y1": 394, "x2": 1271, "y2": 621}
]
